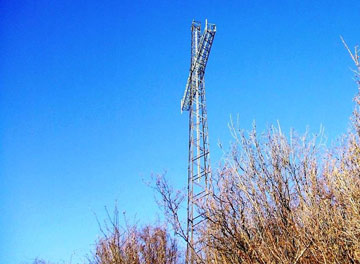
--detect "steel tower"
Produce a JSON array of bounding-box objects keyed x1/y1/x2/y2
[{"x1": 181, "y1": 19, "x2": 216, "y2": 264}]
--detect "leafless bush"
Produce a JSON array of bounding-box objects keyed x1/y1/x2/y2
[
  {"x1": 156, "y1": 122, "x2": 360, "y2": 263},
  {"x1": 200, "y1": 121, "x2": 360, "y2": 263},
  {"x1": 90, "y1": 207, "x2": 180, "y2": 264}
]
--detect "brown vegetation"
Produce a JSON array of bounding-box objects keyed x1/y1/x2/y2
[{"x1": 90, "y1": 208, "x2": 179, "y2": 264}]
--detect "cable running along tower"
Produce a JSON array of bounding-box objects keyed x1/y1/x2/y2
[{"x1": 181, "y1": 19, "x2": 216, "y2": 264}]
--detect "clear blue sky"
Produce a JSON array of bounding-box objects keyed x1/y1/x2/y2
[{"x1": 1, "y1": 0, "x2": 360, "y2": 263}]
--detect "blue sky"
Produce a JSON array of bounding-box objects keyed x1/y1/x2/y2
[{"x1": 1, "y1": 0, "x2": 360, "y2": 263}]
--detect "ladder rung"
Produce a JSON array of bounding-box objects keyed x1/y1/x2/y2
[
  {"x1": 193, "y1": 190, "x2": 206, "y2": 200},
  {"x1": 192, "y1": 151, "x2": 209, "y2": 162},
  {"x1": 193, "y1": 173, "x2": 205, "y2": 182},
  {"x1": 193, "y1": 190, "x2": 210, "y2": 202}
]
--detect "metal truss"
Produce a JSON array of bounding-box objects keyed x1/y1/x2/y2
[{"x1": 181, "y1": 20, "x2": 216, "y2": 264}]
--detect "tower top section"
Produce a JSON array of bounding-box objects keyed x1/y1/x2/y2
[{"x1": 180, "y1": 20, "x2": 216, "y2": 112}]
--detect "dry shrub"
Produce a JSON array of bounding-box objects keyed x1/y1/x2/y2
[
  {"x1": 155, "y1": 111, "x2": 360, "y2": 264},
  {"x1": 202, "y1": 120, "x2": 360, "y2": 263},
  {"x1": 91, "y1": 208, "x2": 179, "y2": 264}
]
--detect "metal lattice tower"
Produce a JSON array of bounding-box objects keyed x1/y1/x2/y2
[{"x1": 181, "y1": 19, "x2": 216, "y2": 264}]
